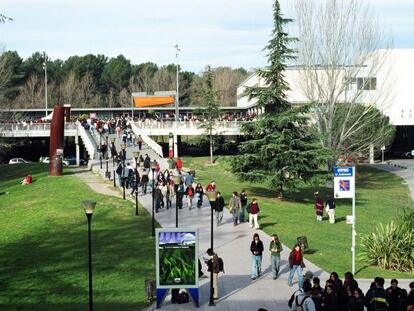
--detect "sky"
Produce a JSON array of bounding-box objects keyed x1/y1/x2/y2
[{"x1": 1, "y1": 0, "x2": 414, "y2": 73}]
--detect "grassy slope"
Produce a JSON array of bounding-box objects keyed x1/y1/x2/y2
[
  {"x1": 0, "y1": 163, "x2": 155, "y2": 311},
  {"x1": 183, "y1": 156, "x2": 414, "y2": 278}
]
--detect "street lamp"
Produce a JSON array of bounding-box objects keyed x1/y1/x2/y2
[
  {"x1": 105, "y1": 133, "x2": 109, "y2": 178},
  {"x1": 43, "y1": 52, "x2": 48, "y2": 117},
  {"x1": 172, "y1": 171, "x2": 182, "y2": 228},
  {"x1": 133, "y1": 151, "x2": 140, "y2": 216},
  {"x1": 205, "y1": 190, "x2": 217, "y2": 306},
  {"x1": 121, "y1": 143, "x2": 126, "y2": 200},
  {"x1": 82, "y1": 200, "x2": 97, "y2": 311},
  {"x1": 99, "y1": 134, "x2": 103, "y2": 169},
  {"x1": 151, "y1": 160, "x2": 157, "y2": 237},
  {"x1": 111, "y1": 137, "x2": 116, "y2": 187}
]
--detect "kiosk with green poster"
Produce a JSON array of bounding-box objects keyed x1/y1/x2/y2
[{"x1": 155, "y1": 228, "x2": 199, "y2": 308}]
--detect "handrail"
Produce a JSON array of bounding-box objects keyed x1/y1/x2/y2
[
  {"x1": 134, "y1": 120, "x2": 242, "y2": 130},
  {"x1": 0, "y1": 123, "x2": 77, "y2": 132},
  {"x1": 128, "y1": 121, "x2": 164, "y2": 158},
  {"x1": 76, "y1": 121, "x2": 97, "y2": 160}
]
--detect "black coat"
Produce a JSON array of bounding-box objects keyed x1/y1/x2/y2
[{"x1": 250, "y1": 240, "x2": 264, "y2": 256}]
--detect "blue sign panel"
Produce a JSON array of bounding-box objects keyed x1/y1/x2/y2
[{"x1": 334, "y1": 167, "x2": 354, "y2": 177}]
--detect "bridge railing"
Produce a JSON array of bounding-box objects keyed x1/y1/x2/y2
[
  {"x1": 0, "y1": 123, "x2": 77, "y2": 132},
  {"x1": 135, "y1": 120, "x2": 242, "y2": 130}
]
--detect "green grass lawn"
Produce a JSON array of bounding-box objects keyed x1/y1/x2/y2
[
  {"x1": 183, "y1": 156, "x2": 414, "y2": 278},
  {"x1": 0, "y1": 163, "x2": 155, "y2": 310}
]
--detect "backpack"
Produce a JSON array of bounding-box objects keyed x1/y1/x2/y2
[
  {"x1": 218, "y1": 257, "x2": 224, "y2": 273},
  {"x1": 116, "y1": 164, "x2": 122, "y2": 175},
  {"x1": 176, "y1": 291, "x2": 189, "y2": 304},
  {"x1": 288, "y1": 290, "x2": 301, "y2": 308},
  {"x1": 188, "y1": 187, "x2": 193, "y2": 197},
  {"x1": 295, "y1": 295, "x2": 309, "y2": 311}
]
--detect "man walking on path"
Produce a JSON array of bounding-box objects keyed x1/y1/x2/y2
[
  {"x1": 206, "y1": 248, "x2": 220, "y2": 300},
  {"x1": 269, "y1": 234, "x2": 283, "y2": 279},
  {"x1": 215, "y1": 192, "x2": 225, "y2": 226},
  {"x1": 229, "y1": 192, "x2": 241, "y2": 226},
  {"x1": 239, "y1": 190, "x2": 247, "y2": 223}
]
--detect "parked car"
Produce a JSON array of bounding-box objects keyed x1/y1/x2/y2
[
  {"x1": 404, "y1": 150, "x2": 414, "y2": 159},
  {"x1": 64, "y1": 155, "x2": 86, "y2": 166},
  {"x1": 39, "y1": 156, "x2": 69, "y2": 166},
  {"x1": 9, "y1": 158, "x2": 31, "y2": 164}
]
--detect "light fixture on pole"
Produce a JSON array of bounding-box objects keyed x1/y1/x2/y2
[
  {"x1": 205, "y1": 190, "x2": 217, "y2": 306},
  {"x1": 105, "y1": 133, "x2": 109, "y2": 178},
  {"x1": 172, "y1": 171, "x2": 182, "y2": 228},
  {"x1": 43, "y1": 52, "x2": 48, "y2": 118},
  {"x1": 174, "y1": 43, "x2": 180, "y2": 122},
  {"x1": 133, "y1": 151, "x2": 140, "y2": 216},
  {"x1": 121, "y1": 143, "x2": 126, "y2": 200},
  {"x1": 82, "y1": 200, "x2": 97, "y2": 311},
  {"x1": 151, "y1": 160, "x2": 157, "y2": 237},
  {"x1": 111, "y1": 137, "x2": 116, "y2": 187}
]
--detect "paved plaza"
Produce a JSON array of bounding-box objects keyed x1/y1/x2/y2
[{"x1": 77, "y1": 139, "x2": 414, "y2": 310}]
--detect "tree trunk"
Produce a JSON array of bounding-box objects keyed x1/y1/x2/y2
[{"x1": 209, "y1": 131, "x2": 213, "y2": 164}]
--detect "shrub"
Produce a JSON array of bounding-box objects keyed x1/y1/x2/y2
[{"x1": 360, "y1": 209, "x2": 414, "y2": 273}]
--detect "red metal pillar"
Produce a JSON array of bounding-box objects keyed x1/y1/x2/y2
[{"x1": 49, "y1": 106, "x2": 65, "y2": 176}]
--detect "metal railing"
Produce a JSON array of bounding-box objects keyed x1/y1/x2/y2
[
  {"x1": 134, "y1": 120, "x2": 242, "y2": 130},
  {"x1": 0, "y1": 122, "x2": 77, "y2": 132}
]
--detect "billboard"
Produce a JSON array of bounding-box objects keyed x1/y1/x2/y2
[
  {"x1": 155, "y1": 228, "x2": 199, "y2": 289},
  {"x1": 333, "y1": 166, "x2": 355, "y2": 199}
]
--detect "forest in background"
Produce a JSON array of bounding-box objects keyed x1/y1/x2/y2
[{"x1": 0, "y1": 51, "x2": 249, "y2": 109}]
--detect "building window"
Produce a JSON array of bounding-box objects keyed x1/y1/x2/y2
[{"x1": 357, "y1": 77, "x2": 376, "y2": 90}]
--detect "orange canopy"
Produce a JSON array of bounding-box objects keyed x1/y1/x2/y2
[{"x1": 133, "y1": 96, "x2": 175, "y2": 108}]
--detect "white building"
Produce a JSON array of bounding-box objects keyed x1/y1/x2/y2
[{"x1": 237, "y1": 49, "x2": 414, "y2": 127}]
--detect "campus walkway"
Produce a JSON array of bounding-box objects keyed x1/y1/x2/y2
[{"x1": 75, "y1": 145, "x2": 414, "y2": 310}]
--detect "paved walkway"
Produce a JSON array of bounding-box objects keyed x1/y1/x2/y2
[{"x1": 73, "y1": 147, "x2": 414, "y2": 310}]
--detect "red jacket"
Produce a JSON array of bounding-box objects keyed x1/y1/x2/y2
[{"x1": 176, "y1": 159, "x2": 182, "y2": 170}]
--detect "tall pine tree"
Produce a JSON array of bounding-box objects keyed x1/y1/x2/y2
[{"x1": 231, "y1": 0, "x2": 329, "y2": 197}]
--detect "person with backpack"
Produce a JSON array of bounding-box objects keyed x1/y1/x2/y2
[
  {"x1": 290, "y1": 280, "x2": 316, "y2": 311},
  {"x1": 195, "y1": 183, "x2": 204, "y2": 208},
  {"x1": 229, "y1": 192, "x2": 241, "y2": 226},
  {"x1": 250, "y1": 233, "x2": 264, "y2": 280},
  {"x1": 365, "y1": 277, "x2": 390, "y2": 311},
  {"x1": 206, "y1": 248, "x2": 220, "y2": 300}
]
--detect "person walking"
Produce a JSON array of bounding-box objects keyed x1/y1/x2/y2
[
  {"x1": 185, "y1": 171, "x2": 194, "y2": 187},
  {"x1": 206, "y1": 248, "x2": 220, "y2": 300},
  {"x1": 288, "y1": 244, "x2": 305, "y2": 288},
  {"x1": 229, "y1": 192, "x2": 241, "y2": 226},
  {"x1": 176, "y1": 180, "x2": 185, "y2": 209},
  {"x1": 326, "y1": 196, "x2": 336, "y2": 224},
  {"x1": 291, "y1": 280, "x2": 316, "y2": 311},
  {"x1": 185, "y1": 184, "x2": 195, "y2": 209},
  {"x1": 239, "y1": 190, "x2": 248, "y2": 223},
  {"x1": 195, "y1": 183, "x2": 204, "y2": 208},
  {"x1": 137, "y1": 134, "x2": 143, "y2": 150},
  {"x1": 215, "y1": 192, "x2": 225, "y2": 226},
  {"x1": 248, "y1": 198, "x2": 260, "y2": 229},
  {"x1": 143, "y1": 154, "x2": 151, "y2": 170},
  {"x1": 141, "y1": 172, "x2": 149, "y2": 194},
  {"x1": 154, "y1": 184, "x2": 162, "y2": 213},
  {"x1": 314, "y1": 191, "x2": 324, "y2": 221},
  {"x1": 364, "y1": 277, "x2": 390, "y2": 311},
  {"x1": 250, "y1": 233, "x2": 264, "y2": 280},
  {"x1": 269, "y1": 234, "x2": 283, "y2": 279}
]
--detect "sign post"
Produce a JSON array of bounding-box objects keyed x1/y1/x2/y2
[{"x1": 334, "y1": 166, "x2": 356, "y2": 274}]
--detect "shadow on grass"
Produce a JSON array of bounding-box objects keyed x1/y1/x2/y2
[
  {"x1": 0, "y1": 210, "x2": 154, "y2": 311},
  {"x1": 260, "y1": 222, "x2": 278, "y2": 230},
  {"x1": 304, "y1": 249, "x2": 318, "y2": 255}
]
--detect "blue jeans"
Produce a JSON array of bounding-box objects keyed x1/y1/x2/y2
[
  {"x1": 232, "y1": 209, "x2": 239, "y2": 225},
  {"x1": 239, "y1": 204, "x2": 246, "y2": 222},
  {"x1": 271, "y1": 255, "x2": 281, "y2": 278},
  {"x1": 216, "y1": 211, "x2": 223, "y2": 225},
  {"x1": 251, "y1": 255, "x2": 262, "y2": 278},
  {"x1": 288, "y1": 265, "x2": 304, "y2": 288}
]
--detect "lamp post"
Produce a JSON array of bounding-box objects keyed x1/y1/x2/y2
[
  {"x1": 105, "y1": 133, "x2": 109, "y2": 178},
  {"x1": 82, "y1": 200, "x2": 97, "y2": 311},
  {"x1": 43, "y1": 52, "x2": 48, "y2": 117},
  {"x1": 121, "y1": 143, "x2": 126, "y2": 200},
  {"x1": 151, "y1": 160, "x2": 157, "y2": 237},
  {"x1": 133, "y1": 151, "x2": 140, "y2": 216},
  {"x1": 99, "y1": 135, "x2": 102, "y2": 169},
  {"x1": 172, "y1": 171, "x2": 182, "y2": 228},
  {"x1": 111, "y1": 137, "x2": 116, "y2": 187},
  {"x1": 205, "y1": 190, "x2": 217, "y2": 306}
]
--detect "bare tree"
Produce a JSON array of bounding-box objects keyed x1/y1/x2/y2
[
  {"x1": 213, "y1": 67, "x2": 247, "y2": 106},
  {"x1": 16, "y1": 73, "x2": 43, "y2": 108},
  {"x1": 78, "y1": 72, "x2": 96, "y2": 107},
  {"x1": 294, "y1": 0, "x2": 393, "y2": 159},
  {"x1": 61, "y1": 71, "x2": 78, "y2": 107}
]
